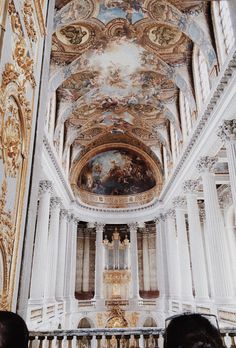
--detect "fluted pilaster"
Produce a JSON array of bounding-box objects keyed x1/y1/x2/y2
[
  {"x1": 183, "y1": 180, "x2": 209, "y2": 302},
  {"x1": 165, "y1": 209, "x2": 180, "y2": 299},
  {"x1": 197, "y1": 157, "x2": 234, "y2": 303},
  {"x1": 94, "y1": 223, "x2": 105, "y2": 300},
  {"x1": 142, "y1": 230, "x2": 150, "y2": 292},
  {"x1": 129, "y1": 223, "x2": 140, "y2": 299},
  {"x1": 45, "y1": 196, "x2": 61, "y2": 302},
  {"x1": 30, "y1": 180, "x2": 53, "y2": 303},
  {"x1": 173, "y1": 196, "x2": 193, "y2": 301},
  {"x1": 218, "y1": 119, "x2": 236, "y2": 218},
  {"x1": 56, "y1": 209, "x2": 69, "y2": 300}
]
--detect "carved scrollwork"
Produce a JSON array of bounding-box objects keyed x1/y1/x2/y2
[
  {"x1": 2, "y1": 99, "x2": 22, "y2": 177},
  {"x1": 0, "y1": 179, "x2": 15, "y2": 310},
  {"x1": 23, "y1": 0, "x2": 37, "y2": 43}
]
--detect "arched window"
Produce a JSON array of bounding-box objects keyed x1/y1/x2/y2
[
  {"x1": 212, "y1": 1, "x2": 235, "y2": 65},
  {"x1": 170, "y1": 124, "x2": 179, "y2": 163},
  {"x1": 180, "y1": 92, "x2": 192, "y2": 140},
  {"x1": 193, "y1": 47, "x2": 211, "y2": 110}
]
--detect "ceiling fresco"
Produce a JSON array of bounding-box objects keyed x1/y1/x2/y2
[
  {"x1": 50, "y1": 0, "x2": 217, "y2": 206},
  {"x1": 78, "y1": 148, "x2": 156, "y2": 195}
]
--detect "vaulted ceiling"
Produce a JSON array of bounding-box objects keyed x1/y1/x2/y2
[{"x1": 50, "y1": 0, "x2": 216, "y2": 207}]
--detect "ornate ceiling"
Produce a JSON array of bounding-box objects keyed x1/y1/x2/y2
[{"x1": 50, "y1": 0, "x2": 216, "y2": 207}]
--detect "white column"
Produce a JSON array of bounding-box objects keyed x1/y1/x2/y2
[
  {"x1": 82, "y1": 228, "x2": 90, "y2": 293},
  {"x1": 69, "y1": 217, "x2": 78, "y2": 299},
  {"x1": 218, "y1": 119, "x2": 236, "y2": 218},
  {"x1": 29, "y1": 180, "x2": 53, "y2": 304},
  {"x1": 44, "y1": 196, "x2": 61, "y2": 302},
  {"x1": 142, "y1": 230, "x2": 150, "y2": 292},
  {"x1": 56, "y1": 209, "x2": 69, "y2": 300},
  {"x1": 183, "y1": 180, "x2": 209, "y2": 302},
  {"x1": 173, "y1": 197, "x2": 193, "y2": 302},
  {"x1": 165, "y1": 210, "x2": 180, "y2": 299},
  {"x1": 129, "y1": 223, "x2": 140, "y2": 300},
  {"x1": 155, "y1": 214, "x2": 168, "y2": 303},
  {"x1": 94, "y1": 223, "x2": 105, "y2": 301},
  {"x1": 197, "y1": 156, "x2": 234, "y2": 303},
  {"x1": 64, "y1": 214, "x2": 74, "y2": 300}
]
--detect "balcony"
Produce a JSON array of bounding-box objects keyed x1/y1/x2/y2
[{"x1": 29, "y1": 327, "x2": 236, "y2": 347}]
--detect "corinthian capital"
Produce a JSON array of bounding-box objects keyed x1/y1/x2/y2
[
  {"x1": 39, "y1": 180, "x2": 53, "y2": 195},
  {"x1": 166, "y1": 209, "x2": 176, "y2": 219},
  {"x1": 217, "y1": 119, "x2": 236, "y2": 142},
  {"x1": 128, "y1": 222, "x2": 139, "y2": 232},
  {"x1": 50, "y1": 197, "x2": 61, "y2": 210},
  {"x1": 196, "y1": 156, "x2": 217, "y2": 173},
  {"x1": 173, "y1": 196, "x2": 187, "y2": 209},
  {"x1": 60, "y1": 209, "x2": 69, "y2": 221},
  {"x1": 95, "y1": 222, "x2": 105, "y2": 232},
  {"x1": 183, "y1": 179, "x2": 199, "y2": 194}
]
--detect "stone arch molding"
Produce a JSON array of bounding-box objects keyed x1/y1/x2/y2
[{"x1": 54, "y1": 0, "x2": 216, "y2": 68}]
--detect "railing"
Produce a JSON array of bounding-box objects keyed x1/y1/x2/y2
[{"x1": 29, "y1": 328, "x2": 236, "y2": 348}]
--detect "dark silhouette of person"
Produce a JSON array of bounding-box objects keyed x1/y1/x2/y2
[
  {"x1": 0, "y1": 311, "x2": 29, "y2": 348},
  {"x1": 164, "y1": 313, "x2": 223, "y2": 348}
]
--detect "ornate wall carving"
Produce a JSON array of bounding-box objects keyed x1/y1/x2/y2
[{"x1": 0, "y1": 2, "x2": 33, "y2": 308}]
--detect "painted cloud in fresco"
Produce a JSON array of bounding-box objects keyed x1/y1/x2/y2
[
  {"x1": 78, "y1": 149, "x2": 156, "y2": 195},
  {"x1": 98, "y1": 0, "x2": 144, "y2": 24}
]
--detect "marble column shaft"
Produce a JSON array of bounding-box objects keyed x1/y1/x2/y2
[
  {"x1": 94, "y1": 223, "x2": 105, "y2": 299},
  {"x1": 69, "y1": 218, "x2": 78, "y2": 298},
  {"x1": 173, "y1": 197, "x2": 193, "y2": 301},
  {"x1": 82, "y1": 230, "x2": 90, "y2": 292},
  {"x1": 44, "y1": 196, "x2": 61, "y2": 302},
  {"x1": 30, "y1": 180, "x2": 52, "y2": 302},
  {"x1": 218, "y1": 120, "x2": 236, "y2": 218},
  {"x1": 56, "y1": 209, "x2": 68, "y2": 300},
  {"x1": 129, "y1": 223, "x2": 140, "y2": 299},
  {"x1": 155, "y1": 215, "x2": 167, "y2": 299},
  {"x1": 142, "y1": 231, "x2": 150, "y2": 291},
  {"x1": 64, "y1": 214, "x2": 75, "y2": 299},
  {"x1": 197, "y1": 157, "x2": 234, "y2": 302},
  {"x1": 183, "y1": 180, "x2": 209, "y2": 301},
  {"x1": 165, "y1": 210, "x2": 180, "y2": 299}
]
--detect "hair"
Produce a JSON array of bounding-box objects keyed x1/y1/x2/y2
[
  {"x1": 164, "y1": 314, "x2": 223, "y2": 348},
  {"x1": 0, "y1": 311, "x2": 29, "y2": 348}
]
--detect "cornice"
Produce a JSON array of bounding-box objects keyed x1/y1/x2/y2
[
  {"x1": 43, "y1": 134, "x2": 74, "y2": 201},
  {"x1": 160, "y1": 49, "x2": 236, "y2": 201}
]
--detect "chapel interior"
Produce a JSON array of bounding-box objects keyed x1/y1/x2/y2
[{"x1": 0, "y1": 0, "x2": 236, "y2": 346}]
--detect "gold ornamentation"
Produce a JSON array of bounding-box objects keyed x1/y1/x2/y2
[
  {"x1": 8, "y1": 1, "x2": 36, "y2": 87},
  {"x1": 2, "y1": 100, "x2": 22, "y2": 177},
  {"x1": 106, "y1": 306, "x2": 128, "y2": 328},
  {"x1": 0, "y1": 179, "x2": 15, "y2": 310},
  {"x1": 13, "y1": 38, "x2": 36, "y2": 87},
  {"x1": 23, "y1": 0, "x2": 37, "y2": 42},
  {"x1": 34, "y1": 0, "x2": 46, "y2": 36},
  {"x1": 1, "y1": 64, "x2": 19, "y2": 87}
]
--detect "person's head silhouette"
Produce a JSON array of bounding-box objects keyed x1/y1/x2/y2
[
  {"x1": 164, "y1": 313, "x2": 223, "y2": 348},
  {"x1": 0, "y1": 311, "x2": 29, "y2": 348}
]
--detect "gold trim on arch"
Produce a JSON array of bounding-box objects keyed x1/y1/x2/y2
[{"x1": 70, "y1": 143, "x2": 163, "y2": 208}]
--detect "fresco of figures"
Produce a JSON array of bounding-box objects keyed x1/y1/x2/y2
[{"x1": 78, "y1": 149, "x2": 156, "y2": 195}]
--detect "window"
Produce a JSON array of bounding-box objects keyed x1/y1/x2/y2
[{"x1": 212, "y1": 1, "x2": 235, "y2": 64}]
